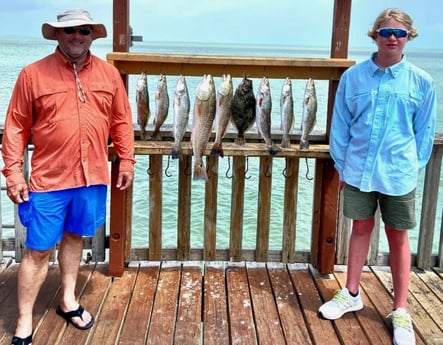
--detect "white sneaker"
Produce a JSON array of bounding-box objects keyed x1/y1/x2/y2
[
  {"x1": 318, "y1": 287, "x2": 364, "y2": 320},
  {"x1": 390, "y1": 308, "x2": 416, "y2": 345}
]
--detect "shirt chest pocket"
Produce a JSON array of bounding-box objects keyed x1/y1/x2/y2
[
  {"x1": 89, "y1": 83, "x2": 114, "y2": 115},
  {"x1": 34, "y1": 86, "x2": 72, "y2": 124}
]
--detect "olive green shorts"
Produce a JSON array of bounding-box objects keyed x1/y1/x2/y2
[{"x1": 343, "y1": 183, "x2": 416, "y2": 230}]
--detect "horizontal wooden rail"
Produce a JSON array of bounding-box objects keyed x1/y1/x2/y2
[{"x1": 106, "y1": 52, "x2": 355, "y2": 80}]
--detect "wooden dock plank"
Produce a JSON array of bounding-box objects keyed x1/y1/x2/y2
[
  {"x1": 117, "y1": 262, "x2": 160, "y2": 345},
  {"x1": 58, "y1": 264, "x2": 112, "y2": 345},
  {"x1": 174, "y1": 263, "x2": 203, "y2": 345},
  {"x1": 146, "y1": 262, "x2": 181, "y2": 345},
  {"x1": 414, "y1": 268, "x2": 443, "y2": 302},
  {"x1": 311, "y1": 266, "x2": 371, "y2": 345},
  {"x1": 0, "y1": 262, "x2": 441, "y2": 345},
  {"x1": 203, "y1": 262, "x2": 229, "y2": 345},
  {"x1": 226, "y1": 262, "x2": 257, "y2": 345},
  {"x1": 87, "y1": 267, "x2": 135, "y2": 345},
  {"x1": 247, "y1": 262, "x2": 285, "y2": 345},
  {"x1": 288, "y1": 264, "x2": 341, "y2": 345},
  {"x1": 372, "y1": 266, "x2": 441, "y2": 345},
  {"x1": 33, "y1": 264, "x2": 95, "y2": 345},
  {"x1": 267, "y1": 262, "x2": 312, "y2": 344},
  {"x1": 334, "y1": 267, "x2": 393, "y2": 345}
]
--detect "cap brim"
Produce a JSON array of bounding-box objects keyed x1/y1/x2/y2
[{"x1": 42, "y1": 22, "x2": 107, "y2": 40}]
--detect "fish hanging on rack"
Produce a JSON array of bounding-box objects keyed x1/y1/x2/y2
[
  {"x1": 230, "y1": 76, "x2": 256, "y2": 145},
  {"x1": 280, "y1": 77, "x2": 294, "y2": 148},
  {"x1": 211, "y1": 74, "x2": 233, "y2": 157},
  {"x1": 300, "y1": 78, "x2": 317, "y2": 149},
  {"x1": 171, "y1": 75, "x2": 190, "y2": 159},
  {"x1": 152, "y1": 74, "x2": 169, "y2": 140},
  {"x1": 135, "y1": 72, "x2": 150, "y2": 140},
  {"x1": 191, "y1": 74, "x2": 216, "y2": 181},
  {"x1": 256, "y1": 77, "x2": 280, "y2": 155}
]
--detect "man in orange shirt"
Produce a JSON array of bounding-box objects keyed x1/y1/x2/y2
[{"x1": 2, "y1": 9, "x2": 135, "y2": 345}]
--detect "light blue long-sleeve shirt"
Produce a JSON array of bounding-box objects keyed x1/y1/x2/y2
[{"x1": 330, "y1": 53, "x2": 436, "y2": 195}]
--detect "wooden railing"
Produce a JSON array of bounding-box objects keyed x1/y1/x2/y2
[{"x1": 1, "y1": 52, "x2": 442, "y2": 279}]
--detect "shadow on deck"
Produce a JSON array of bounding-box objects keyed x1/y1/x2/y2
[{"x1": 0, "y1": 260, "x2": 441, "y2": 345}]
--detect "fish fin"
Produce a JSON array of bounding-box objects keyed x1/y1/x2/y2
[
  {"x1": 211, "y1": 143, "x2": 224, "y2": 158},
  {"x1": 171, "y1": 146, "x2": 182, "y2": 160},
  {"x1": 281, "y1": 137, "x2": 291, "y2": 148},
  {"x1": 300, "y1": 139, "x2": 310, "y2": 149},
  {"x1": 269, "y1": 145, "x2": 281, "y2": 156},
  {"x1": 193, "y1": 164, "x2": 209, "y2": 182}
]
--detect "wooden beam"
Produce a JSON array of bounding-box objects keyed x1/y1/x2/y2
[{"x1": 107, "y1": 52, "x2": 354, "y2": 80}]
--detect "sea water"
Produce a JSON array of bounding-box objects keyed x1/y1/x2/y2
[{"x1": 0, "y1": 37, "x2": 442, "y2": 253}]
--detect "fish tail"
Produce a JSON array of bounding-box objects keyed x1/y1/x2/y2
[
  {"x1": 300, "y1": 139, "x2": 310, "y2": 149},
  {"x1": 171, "y1": 145, "x2": 182, "y2": 160},
  {"x1": 235, "y1": 134, "x2": 245, "y2": 145},
  {"x1": 140, "y1": 128, "x2": 147, "y2": 140},
  {"x1": 151, "y1": 130, "x2": 162, "y2": 141},
  {"x1": 281, "y1": 136, "x2": 291, "y2": 148},
  {"x1": 193, "y1": 163, "x2": 208, "y2": 182},
  {"x1": 268, "y1": 145, "x2": 281, "y2": 156},
  {"x1": 210, "y1": 142, "x2": 224, "y2": 158}
]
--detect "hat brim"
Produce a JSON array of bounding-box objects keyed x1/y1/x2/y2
[{"x1": 42, "y1": 21, "x2": 107, "y2": 40}]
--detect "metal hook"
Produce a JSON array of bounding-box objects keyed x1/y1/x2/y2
[
  {"x1": 264, "y1": 157, "x2": 272, "y2": 178},
  {"x1": 184, "y1": 157, "x2": 192, "y2": 176},
  {"x1": 245, "y1": 157, "x2": 251, "y2": 180},
  {"x1": 146, "y1": 164, "x2": 154, "y2": 176},
  {"x1": 226, "y1": 156, "x2": 233, "y2": 179},
  {"x1": 282, "y1": 158, "x2": 291, "y2": 178},
  {"x1": 164, "y1": 155, "x2": 172, "y2": 177},
  {"x1": 305, "y1": 158, "x2": 313, "y2": 180}
]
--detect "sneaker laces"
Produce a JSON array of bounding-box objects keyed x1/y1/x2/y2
[
  {"x1": 388, "y1": 311, "x2": 413, "y2": 332},
  {"x1": 332, "y1": 289, "x2": 351, "y2": 306}
]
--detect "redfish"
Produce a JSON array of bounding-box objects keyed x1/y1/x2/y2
[{"x1": 191, "y1": 75, "x2": 216, "y2": 181}]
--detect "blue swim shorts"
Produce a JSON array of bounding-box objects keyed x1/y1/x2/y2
[{"x1": 18, "y1": 185, "x2": 107, "y2": 251}]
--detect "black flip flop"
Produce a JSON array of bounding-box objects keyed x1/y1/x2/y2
[
  {"x1": 56, "y1": 304, "x2": 94, "y2": 330},
  {"x1": 11, "y1": 333, "x2": 32, "y2": 345}
]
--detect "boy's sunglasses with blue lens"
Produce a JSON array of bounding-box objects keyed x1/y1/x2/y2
[{"x1": 376, "y1": 27, "x2": 409, "y2": 38}]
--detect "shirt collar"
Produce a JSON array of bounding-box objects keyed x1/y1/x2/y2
[
  {"x1": 54, "y1": 47, "x2": 91, "y2": 68},
  {"x1": 370, "y1": 52, "x2": 407, "y2": 78}
]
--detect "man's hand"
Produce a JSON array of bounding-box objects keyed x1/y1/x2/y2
[
  {"x1": 7, "y1": 182, "x2": 29, "y2": 204},
  {"x1": 116, "y1": 171, "x2": 134, "y2": 190}
]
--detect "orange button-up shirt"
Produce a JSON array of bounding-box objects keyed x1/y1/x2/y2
[{"x1": 2, "y1": 48, "x2": 135, "y2": 191}]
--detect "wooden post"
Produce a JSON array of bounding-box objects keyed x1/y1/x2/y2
[
  {"x1": 113, "y1": 0, "x2": 130, "y2": 88},
  {"x1": 313, "y1": 0, "x2": 352, "y2": 274},
  {"x1": 109, "y1": 159, "x2": 133, "y2": 276},
  {"x1": 109, "y1": 0, "x2": 133, "y2": 276}
]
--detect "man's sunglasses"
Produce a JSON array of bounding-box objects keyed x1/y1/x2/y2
[
  {"x1": 63, "y1": 27, "x2": 92, "y2": 36},
  {"x1": 376, "y1": 27, "x2": 409, "y2": 38}
]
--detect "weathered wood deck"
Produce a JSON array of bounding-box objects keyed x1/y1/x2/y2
[{"x1": 0, "y1": 260, "x2": 441, "y2": 345}]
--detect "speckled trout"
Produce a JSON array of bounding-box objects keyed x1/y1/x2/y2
[
  {"x1": 211, "y1": 74, "x2": 233, "y2": 157},
  {"x1": 256, "y1": 77, "x2": 280, "y2": 155},
  {"x1": 280, "y1": 77, "x2": 294, "y2": 148},
  {"x1": 300, "y1": 78, "x2": 317, "y2": 149},
  {"x1": 152, "y1": 74, "x2": 169, "y2": 140},
  {"x1": 135, "y1": 72, "x2": 150, "y2": 140},
  {"x1": 171, "y1": 75, "x2": 190, "y2": 159}
]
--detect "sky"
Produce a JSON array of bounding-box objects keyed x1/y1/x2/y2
[{"x1": 0, "y1": 0, "x2": 442, "y2": 50}]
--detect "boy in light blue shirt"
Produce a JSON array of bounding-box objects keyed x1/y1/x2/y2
[{"x1": 318, "y1": 8, "x2": 436, "y2": 345}]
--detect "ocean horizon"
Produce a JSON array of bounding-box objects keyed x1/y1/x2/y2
[{"x1": 0, "y1": 37, "x2": 441, "y2": 253}]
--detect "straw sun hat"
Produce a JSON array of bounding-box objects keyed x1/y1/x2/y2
[{"x1": 42, "y1": 9, "x2": 107, "y2": 40}]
